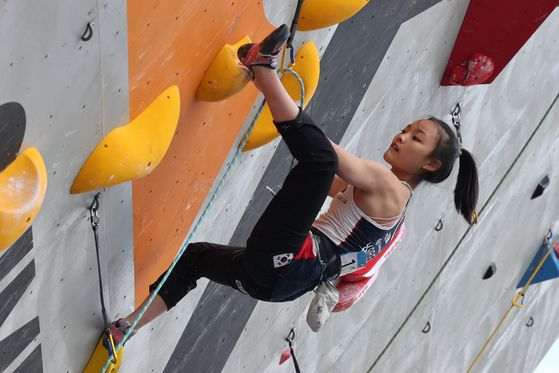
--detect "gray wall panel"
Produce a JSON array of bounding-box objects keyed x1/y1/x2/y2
[
  {"x1": 0, "y1": 260, "x2": 35, "y2": 328},
  {"x1": 0, "y1": 228, "x2": 33, "y2": 282},
  {"x1": 0, "y1": 317, "x2": 40, "y2": 372},
  {"x1": 0, "y1": 102, "x2": 26, "y2": 172},
  {"x1": 13, "y1": 345, "x2": 43, "y2": 373}
]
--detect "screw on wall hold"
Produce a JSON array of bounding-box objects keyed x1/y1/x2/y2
[
  {"x1": 526, "y1": 317, "x2": 534, "y2": 327},
  {"x1": 422, "y1": 322, "x2": 431, "y2": 333},
  {"x1": 483, "y1": 262, "x2": 497, "y2": 280},
  {"x1": 435, "y1": 219, "x2": 443, "y2": 231},
  {"x1": 531, "y1": 174, "x2": 550, "y2": 199},
  {"x1": 81, "y1": 22, "x2": 94, "y2": 42}
]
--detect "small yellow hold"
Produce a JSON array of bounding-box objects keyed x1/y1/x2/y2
[
  {"x1": 0, "y1": 147, "x2": 47, "y2": 252},
  {"x1": 243, "y1": 42, "x2": 320, "y2": 152},
  {"x1": 82, "y1": 334, "x2": 123, "y2": 373},
  {"x1": 298, "y1": 0, "x2": 369, "y2": 31},
  {"x1": 196, "y1": 36, "x2": 252, "y2": 102},
  {"x1": 71, "y1": 85, "x2": 180, "y2": 194}
]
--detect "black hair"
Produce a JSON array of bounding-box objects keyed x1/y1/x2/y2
[{"x1": 417, "y1": 116, "x2": 479, "y2": 225}]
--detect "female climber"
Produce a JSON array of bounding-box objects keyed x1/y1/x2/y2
[{"x1": 106, "y1": 24, "x2": 479, "y2": 342}]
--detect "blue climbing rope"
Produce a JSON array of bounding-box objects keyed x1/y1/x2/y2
[{"x1": 99, "y1": 68, "x2": 305, "y2": 373}]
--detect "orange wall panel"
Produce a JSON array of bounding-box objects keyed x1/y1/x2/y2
[{"x1": 127, "y1": 0, "x2": 273, "y2": 304}]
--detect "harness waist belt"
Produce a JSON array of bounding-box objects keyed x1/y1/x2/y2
[{"x1": 311, "y1": 227, "x2": 341, "y2": 281}]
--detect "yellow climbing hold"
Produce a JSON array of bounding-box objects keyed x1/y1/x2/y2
[
  {"x1": 298, "y1": 0, "x2": 369, "y2": 31},
  {"x1": 71, "y1": 85, "x2": 180, "y2": 194},
  {"x1": 243, "y1": 42, "x2": 320, "y2": 152},
  {"x1": 197, "y1": 36, "x2": 252, "y2": 102},
  {"x1": 82, "y1": 335, "x2": 122, "y2": 373},
  {"x1": 0, "y1": 147, "x2": 47, "y2": 252}
]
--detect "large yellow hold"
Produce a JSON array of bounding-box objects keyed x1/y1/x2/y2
[
  {"x1": 197, "y1": 36, "x2": 252, "y2": 102},
  {"x1": 298, "y1": 0, "x2": 369, "y2": 31},
  {"x1": 71, "y1": 86, "x2": 180, "y2": 194},
  {"x1": 243, "y1": 42, "x2": 320, "y2": 151},
  {"x1": 0, "y1": 147, "x2": 47, "y2": 252}
]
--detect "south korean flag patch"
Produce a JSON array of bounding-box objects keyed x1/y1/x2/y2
[{"x1": 273, "y1": 253, "x2": 293, "y2": 268}]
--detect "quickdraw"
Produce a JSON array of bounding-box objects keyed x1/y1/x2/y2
[
  {"x1": 286, "y1": 328, "x2": 301, "y2": 373},
  {"x1": 451, "y1": 102, "x2": 463, "y2": 151},
  {"x1": 280, "y1": 0, "x2": 305, "y2": 73},
  {"x1": 89, "y1": 193, "x2": 118, "y2": 365}
]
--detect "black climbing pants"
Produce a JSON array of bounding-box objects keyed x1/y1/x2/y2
[{"x1": 150, "y1": 109, "x2": 338, "y2": 308}]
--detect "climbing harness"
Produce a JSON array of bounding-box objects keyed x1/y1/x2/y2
[
  {"x1": 286, "y1": 329, "x2": 301, "y2": 373},
  {"x1": 98, "y1": 68, "x2": 307, "y2": 373},
  {"x1": 467, "y1": 231, "x2": 559, "y2": 373},
  {"x1": 89, "y1": 193, "x2": 118, "y2": 365}
]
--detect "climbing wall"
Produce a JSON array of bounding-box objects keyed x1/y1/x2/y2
[{"x1": 1, "y1": 0, "x2": 559, "y2": 372}]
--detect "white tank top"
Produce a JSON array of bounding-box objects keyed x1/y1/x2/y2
[{"x1": 312, "y1": 183, "x2": 412, "y2": 265}]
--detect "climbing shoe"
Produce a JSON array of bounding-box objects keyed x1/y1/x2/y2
[
  {"x1": 238, "y1": 24, "x2": 290, "y2": 77},
  {"x1": 102, "y1": 319, "x2": 136, "y2": 351}
]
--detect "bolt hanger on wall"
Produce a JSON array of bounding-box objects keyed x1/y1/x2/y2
[{"x1": 81, "y1": 22, "x2": 94, "y2": 42}]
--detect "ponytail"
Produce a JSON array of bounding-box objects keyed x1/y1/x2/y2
[
  {"x1": 419, "y1": 117, "x2": 480, "y2": 225},
  {"x1": 454, "y1": 149, "x2": 479, "y2": 225}
]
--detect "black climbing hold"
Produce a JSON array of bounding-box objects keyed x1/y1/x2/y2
[
  {"x1": 531, "y1": 175, "x2": 550, "y2": 199},
  {"x1": 0, "y1": 102, "x2": 26, "y2": 173},
  {"x1": 526, "y1": 317, "x2": 534, "y2": 327},
  {"x1": 422, "y1": 322, "x2": 431, "y2": 333},
  {"x1": 483, "y1": 262, "x2": 497, "y2": 280},
  {"x1": 435, "y1": 219, "x2": 443, "y2": 231}
]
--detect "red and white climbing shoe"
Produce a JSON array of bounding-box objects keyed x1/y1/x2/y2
[
  {"x1": 102, "y1": 319, "x2": 136, "y2": 351},
  {"x1": 238, "y1": 24, "x2": 290, "y2": 77}
]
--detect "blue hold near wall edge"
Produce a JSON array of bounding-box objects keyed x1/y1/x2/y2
[{"x1": 517, "y1": 234, "x2": 559, "y2": 289}]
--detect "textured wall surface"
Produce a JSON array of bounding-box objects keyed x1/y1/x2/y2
[{"x1": 0, "y1": 0, "x2": 558, "y2": 372}]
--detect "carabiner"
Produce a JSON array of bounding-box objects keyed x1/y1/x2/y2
[
  {"x1": 286, "y1": 328, "x2": 295, "y2": 344},
  {"x1": 89, "y1": 193, "x2": 101, "y2": 227},
  {"x1": 81, "y1": 21, "x2": 94, "y2": 42},
  {"x1": 512, "y1": 293, "x2": 525, "y2": 308},
  {"x1": 105, "y1": 332, "x2": 118, "y2": 365},
  {"x1": 451, "y1": 102, "x2": 461, "y2": 123}
]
